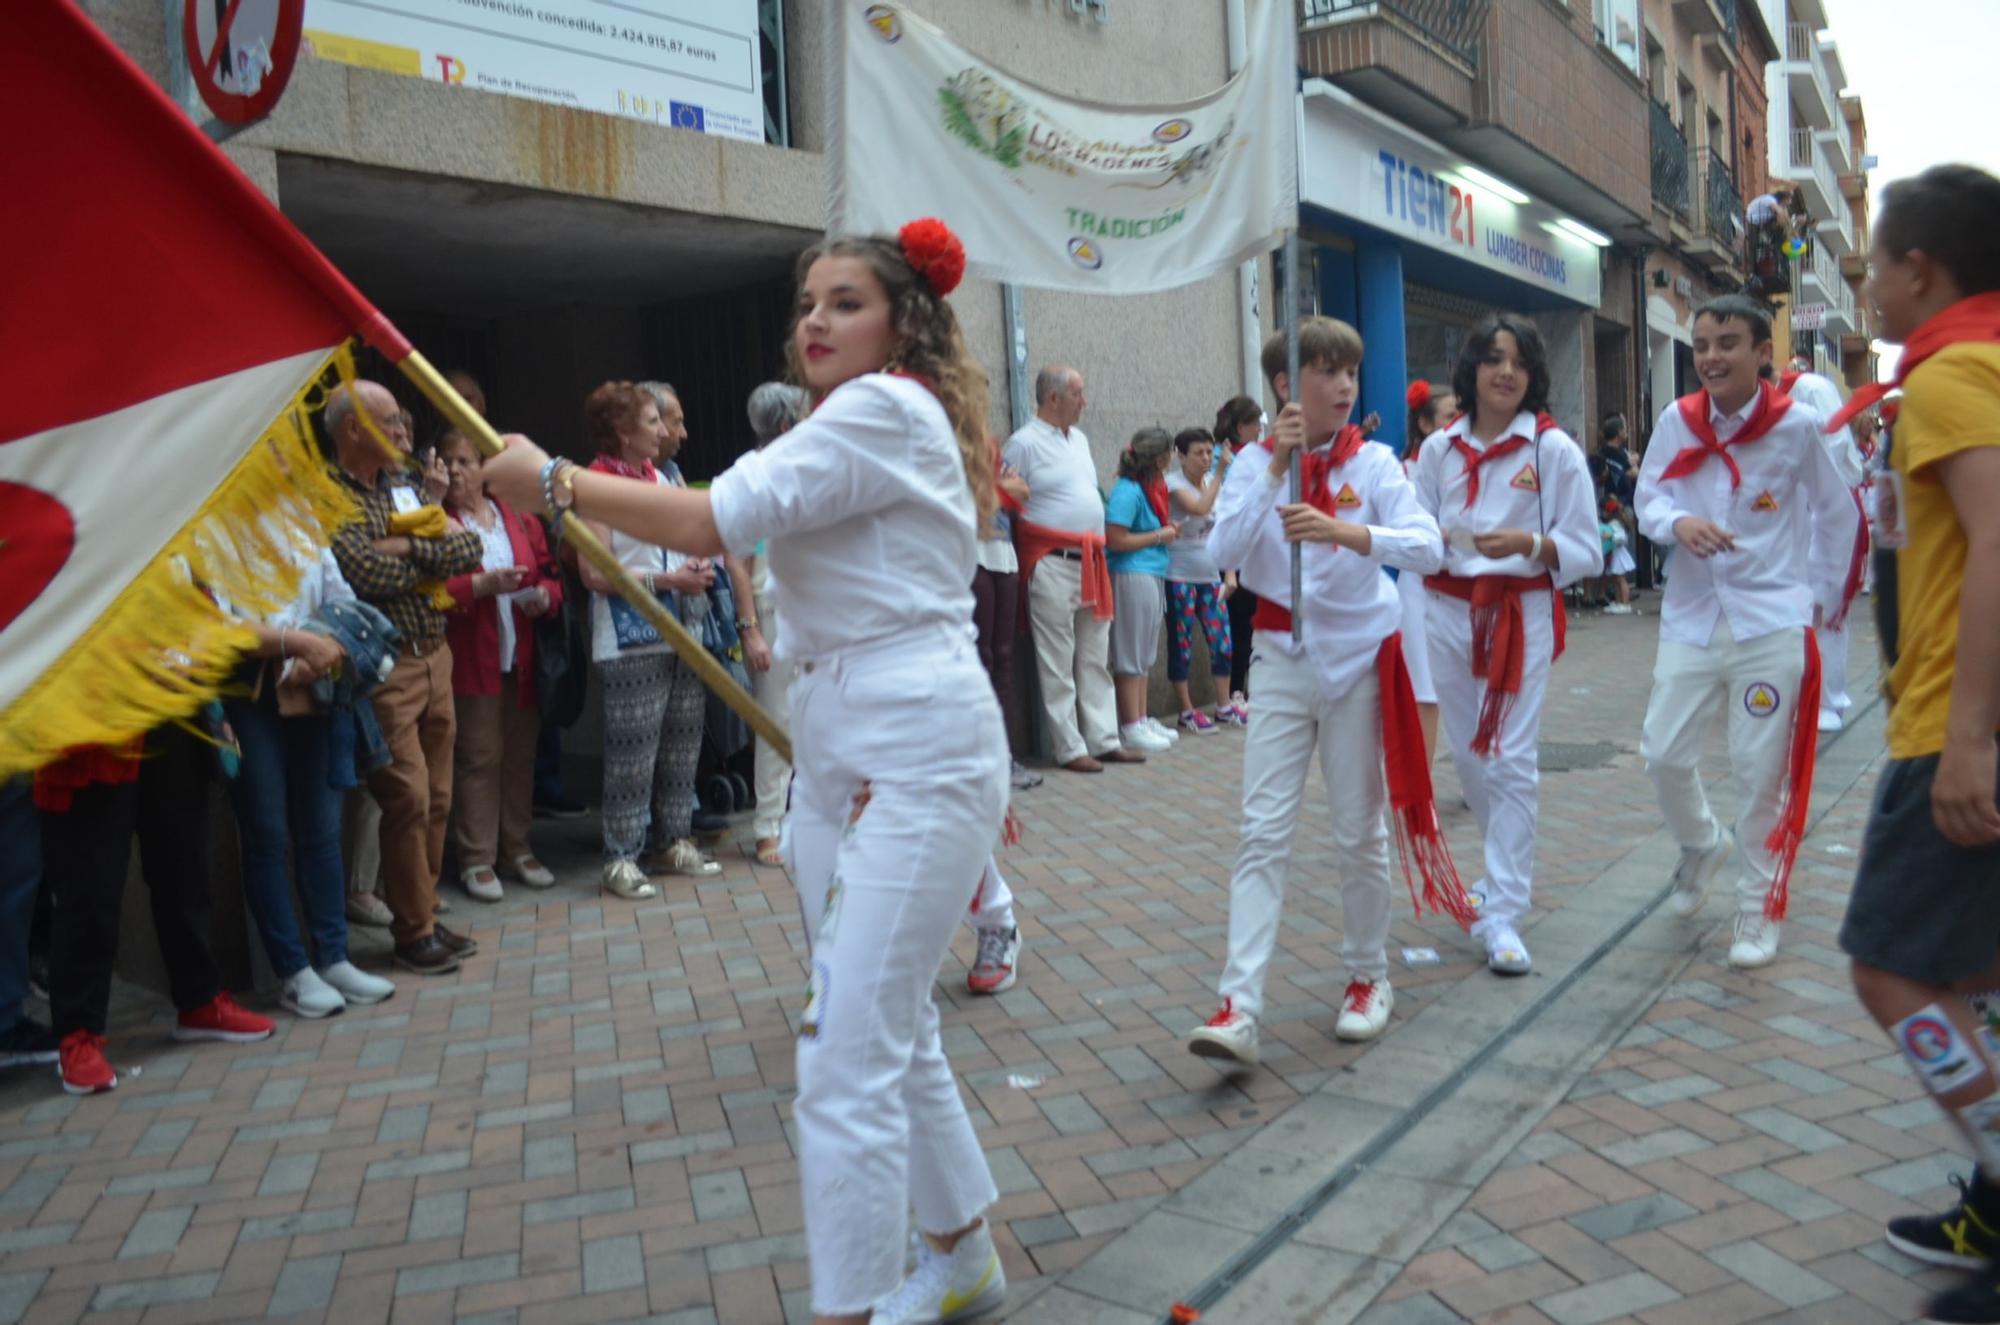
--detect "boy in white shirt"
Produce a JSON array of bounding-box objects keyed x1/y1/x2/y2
[
  {"x1": 1186, "y1": 319, "x2": 1467, "y2": 1068},
  {"x1": 1636, "y1": 295, "x2": 1860, "y2": 969}
]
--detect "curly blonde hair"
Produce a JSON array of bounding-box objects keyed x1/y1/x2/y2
[{"x1": 784, "y1": 234, "x2": 995, "y2": 529}]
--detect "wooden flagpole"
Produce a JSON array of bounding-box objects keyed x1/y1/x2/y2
[
  {"x1": 394, "y1": 350, "x2": 793, "y2": 764},
  {"x1": 1282, "y1": 230, "x2": 1303, "y2": 643}
]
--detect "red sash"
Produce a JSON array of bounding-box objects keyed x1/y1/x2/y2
[
  {"x1": 1660, "y1": 382, "x2": 1793, "y2": 490},
  {"x1": 1421, "y1": 572, "x2": 1564, "y2": 758},
  {"x1": 1015, "y1": 520, "x2": 1113, "y2": 622},
  {"x1": 1379, "y1": 634, "x2": 1478, "y2": 930},
  {"x1": 1762, "y1": 628, "x2": 1823, "y2": 922}
]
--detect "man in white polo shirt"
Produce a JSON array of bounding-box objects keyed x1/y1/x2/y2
[{"x1": 1005, "y1": 365, "x2": 1139, "y2": 772}]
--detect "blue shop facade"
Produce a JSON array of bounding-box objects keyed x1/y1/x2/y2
[{"x1": 1295, "y1": 82, "x2": 1609, "y2": 454}]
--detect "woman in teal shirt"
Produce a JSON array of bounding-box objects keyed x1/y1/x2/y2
[{"x1": 1104, "y1": 427, "x2": 1180, "y2": 753}]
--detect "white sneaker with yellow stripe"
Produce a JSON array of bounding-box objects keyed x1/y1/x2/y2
[{"x1": 873, "y1": 1219, "x2": 1006, "y2": 1324}]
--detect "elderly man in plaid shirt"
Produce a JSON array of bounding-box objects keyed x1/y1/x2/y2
[{"x1": 326, "y1": 382, "x2": 483, "y2": 975}]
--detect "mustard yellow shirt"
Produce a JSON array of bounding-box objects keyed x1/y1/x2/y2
[{"x1": 1887, "y1": 342, "x2": 2000, "y2": 758}]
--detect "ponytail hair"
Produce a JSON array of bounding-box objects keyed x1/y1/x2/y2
[{"x1": 1116, "y1": 426, "x2": 1173, "y2": 482}]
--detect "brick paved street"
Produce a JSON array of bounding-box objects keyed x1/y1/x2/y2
[{"x1": 0, "y1": 594, "x2": 1955, "y2": 1325}]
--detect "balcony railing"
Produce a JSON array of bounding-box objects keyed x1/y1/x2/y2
[
  {"x1": 1787, "y1": 22, "x2": 1836, "y2": 112},
  {"x1": 1299, "y1": 0, "x2": 1492, "y2": 68},
  {"x1": 1789, "y1": 126, "x2": 1836, "y2": 211},
  {"x1": 1804, "y1": 240, "x2": 1855, "y2": 325},
  {"x1": 1703, "y1": 148, "x2": 1741, "y2": 248},
  {"x1": 1651, "y1": 99, "x2": 1692, "y2": 220}
]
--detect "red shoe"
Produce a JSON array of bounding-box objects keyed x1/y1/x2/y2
[
  {"x1": 58, "y1": 1030, "x2": 117, "y2": 1095},
  {"x1": 174, "y1": 993, "x2": 274, "y2": 1044}
]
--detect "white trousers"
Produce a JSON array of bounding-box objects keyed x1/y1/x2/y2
[
  {"x1": 1641, "y1": 620, "x2": 1809, "y2": 914},
  {"x1": 969, "y1": 856, "x2": 1017, "y2": 934},
  {"x1": 1816, "y1": 620, "x2": 1851, "y2": 715},
  {"x1": 1026, "y1": 555, "x2": 1120, "y2": 764},
  {"x1": 1426, "y1": 589, "x2": 1555, "y2": 938},
  {"x1": 751, "y1": 593, "x2": 794, "y2": 841},
  {"x1": 786, "y1": 628, "x2": 1006, "y2": 1315},
  {"x1": 1218, "y1": 635, "x2": 1394, "y2": 1017}
]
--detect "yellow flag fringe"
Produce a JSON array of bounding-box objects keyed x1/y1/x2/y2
[{"x1": 0, "y1": 344, "x2": 364, "y2": 779}]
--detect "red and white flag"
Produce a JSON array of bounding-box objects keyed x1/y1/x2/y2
[{"x1": 0, "y1": 1, "x2": 413, "y2": 776}]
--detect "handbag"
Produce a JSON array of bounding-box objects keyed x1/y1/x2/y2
[{"x1": 531, "y1": 517, "x2": 589, "y2": 726}]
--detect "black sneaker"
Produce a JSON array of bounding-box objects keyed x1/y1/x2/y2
[
  {"x1": 1888, "y1": 1171, "x2": 2000, "y2": 1270},
  {"x1": 0, "y1": 1019, "x2": 60, "y2": 1070},
  {"x1": 534, "y1": 793, "x2": 588, "y2": 820},
  {"x1": 1927, "y1": 1263, "x2": 2000, "y2": 1323}
]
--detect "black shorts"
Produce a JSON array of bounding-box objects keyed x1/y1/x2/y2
[{"x1": 1840, "y1": 753, "x2": 2000, "y2": 984}]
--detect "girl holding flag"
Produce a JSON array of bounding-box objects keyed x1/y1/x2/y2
[
  {"x1": 485, "y1": 219, "x2": 1009, "y2": 1325},
  {"x1": 1411, "y1": 315, "x2": 1601, "y2": 976}
]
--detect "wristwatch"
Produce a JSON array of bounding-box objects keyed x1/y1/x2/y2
[{"x1": 737, "y1": 619, "x2": 760, "y2": 634}]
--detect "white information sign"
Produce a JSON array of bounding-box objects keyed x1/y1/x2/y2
[{"x1": 302, "y1": 0, "x2": 764, "y2": 142}]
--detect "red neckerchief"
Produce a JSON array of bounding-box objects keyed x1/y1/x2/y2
[
  {"x1": 1778, "y1": 370, "x2": 1802, "y2": 395},
  {"x1": 1142, "y1": 475, "x2": 1171, "y2": 525},
  {"x1": 1660, "y1": 382, "x2": 1792, "y2": 490},
  {"x1": 589, "y1": 453, "x2": 657, "y2": 483},
  {"x1": 1448, "y1": 413, "x2": 1554, "y2": 509},
  {"x1": 1831, "y1": 291, "x2": 2000, "y2": 431},
  {"x1": 1258, "y1": 425, "x2": 1367, "y2": 514}
]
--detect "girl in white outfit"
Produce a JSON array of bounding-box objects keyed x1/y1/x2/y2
[
  {"x1": 485, "y1": 220, "x2": 1009, "y2": 1325},
  {"x1": 1411, "y1": 315, "x2": 1602, "y2": 976}
]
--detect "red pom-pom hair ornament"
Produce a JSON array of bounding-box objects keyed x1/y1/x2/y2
[
  {"x1": 1406, "y1": 380, "x2": 1431, "y2": 412},
  {"x1": 899, "y1": 217, "x2": 966, "y2": 298}
]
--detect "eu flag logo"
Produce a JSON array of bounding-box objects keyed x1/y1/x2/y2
[{"x1": 670, "y1": 101, "x2": 705, "y2": 131}]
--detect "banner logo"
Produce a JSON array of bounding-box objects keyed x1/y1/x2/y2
[
  {"x1": 1743, "y1": 682, "x2": 1781, "y2": 718},
  {"x1": 671, "y1": 101, "x2": 705, "y2": 131},
  {"x1": 940, "y1": 70, "x2": 1027, "y2": 169},
  {"x1": 1067, "y1": 237, "x2": 1103, "y2": 270},
  {"x1": 434, "y1": 53, "x2": 464, "y2": 84},
  {"x1": 1153, "y1": 117, "x2": 1193, "y2": 143},
  {"x1": 865, "y1": 5, "x2": 902, "y2": 42}
]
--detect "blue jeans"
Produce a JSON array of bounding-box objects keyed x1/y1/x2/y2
[
  {"x1": 224, "y1": 693, "x2": 348, "y2": 976},
  {"x1": 0, "y1": 777, "x2": 39, "y2": 1032}
]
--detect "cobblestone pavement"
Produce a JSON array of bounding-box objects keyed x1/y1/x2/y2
[{"x1": 0, "y1": 594, "x2": 1944, "y2": 1325}]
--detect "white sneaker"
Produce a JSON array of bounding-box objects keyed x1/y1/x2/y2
[
  {"x1": 602, "y1": 859, "x2": 659, "y2": 900},
  {"x1": 873, "y1": 1219, "x2": 1007, "y2": 1324},
  {"x1": 1334, "y1": 978, "x2": 1393, "y2": 1041},
  {"x1": 281, "y1": 968, "x2": 345, "y2": 1019},
  {"x1": 1729, "y1": 914, "x2": 1781, "y2": 969},
  {"x1": 1817, "y1": 708, "x2": 1844, "y2": 733},
  {"x1": 1187, "y1": 998, "x2": 1259, "y2": 1066},
  {"x1": 658, "y1": 839, "x2": 722, "y2": 878},
  {"x1": 461, "y1": 866, "x2": 503, "y2": 902},
  {"x1": 1485, "y1": 927, "x2": 1532, "y2": 975},
  {"x1": 967, "y1": 926, "x2": 1021, "y2": 995},
  {"x1": 1604, "y1": 602, "x2": 1635, "y2": 615},
  {"x1": 1143, "y1": 716, "x2": 1180, "y2": 745},
  {"x1": 1668, "y1": 830, "x2": 1733, "y2": 918},
  {"x1": 1119, "y1": 721, "x2": 1171, "y2": 752},
  {"x1": 319, "y1": 961, "x2": 395, "y2": 1005}
]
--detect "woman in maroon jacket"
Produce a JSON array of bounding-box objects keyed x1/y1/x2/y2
[{"x1": 440, "y1": 428, "x2": 563, "y2": 902}]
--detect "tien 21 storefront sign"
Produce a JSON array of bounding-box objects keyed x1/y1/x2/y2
[{"x1": 1300, "y1": 84, "x2": 1602, "y2": 307}]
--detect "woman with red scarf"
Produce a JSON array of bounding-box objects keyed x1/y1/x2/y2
[
  {"x1": 578, "y1": 381, "x2": 722, "y2": 901},
  {"x1": 1103, "y1": 427, "x2": 1180, "y2": 753}
]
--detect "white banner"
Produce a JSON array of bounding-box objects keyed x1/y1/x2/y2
[
  {"x1": 829, "y1": 1, "x2": 1297, "y2": 295},
  {"x1": 301, "y1": 0, "x2": 764, "y2": 142}
]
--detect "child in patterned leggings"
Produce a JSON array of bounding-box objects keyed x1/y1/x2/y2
[{"x1": 1164, "y1": 427, "x2": 1237, "y2": 732}]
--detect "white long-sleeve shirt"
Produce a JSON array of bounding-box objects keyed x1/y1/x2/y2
[
  {"x1": 709, "y1": 373, "x2": 977, "y2": 660},
  {"x1": 1207, "y1": 435, "x2": 1441, "y2": 701},
  {"x1": 1636, "y1": 389, "x2": 1860, "y2": 647},
  {"x1": 1412, "y1": 412, "x2": 1603, "y2": 588},
  {"x1": 1785, "y1": 371, "x2": 1866, "y2": 488}
]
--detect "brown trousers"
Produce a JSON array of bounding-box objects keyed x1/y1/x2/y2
[
  {"x1": 451, "y1": 672, "x2": 539, "y2": 870},
  {"x1": 367, "y1": 644, "x2": 455, "y2": 943}
]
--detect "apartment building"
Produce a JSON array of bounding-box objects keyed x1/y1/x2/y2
[{"x1": 1760, "y1": 0, "x2": 1860, "y2": 379}]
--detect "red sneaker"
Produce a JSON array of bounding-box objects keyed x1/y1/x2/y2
[
  {"x1": 174, "y1": 993, "x2": 274, "y2": 1044},
  {"x1": 58, "y1": 1030, "x2": 118, "y2": 1095}
]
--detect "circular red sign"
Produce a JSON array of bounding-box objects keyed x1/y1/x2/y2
[{"x1": 183, "y1": 0, "x2": 305, "y2": 125}]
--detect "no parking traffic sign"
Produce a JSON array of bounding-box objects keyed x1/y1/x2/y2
[{"x1": 182, "y1": 0, "x2": 303, "y2": 125}]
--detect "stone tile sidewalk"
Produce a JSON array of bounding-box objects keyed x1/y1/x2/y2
[{"x1": 0, "y1": 598, "x2": 1942, "y2": 1325}]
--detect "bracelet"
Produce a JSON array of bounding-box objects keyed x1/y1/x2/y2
[
  {"x1": 1529, "y1": 532, "x2": 1545, "y2": 563},
  {"x1": 540, "y1": 458, "x2": 578, "y2": 515},
  {"x1": 737, "y1": 619, "x2": 759, "y2": 634}
]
